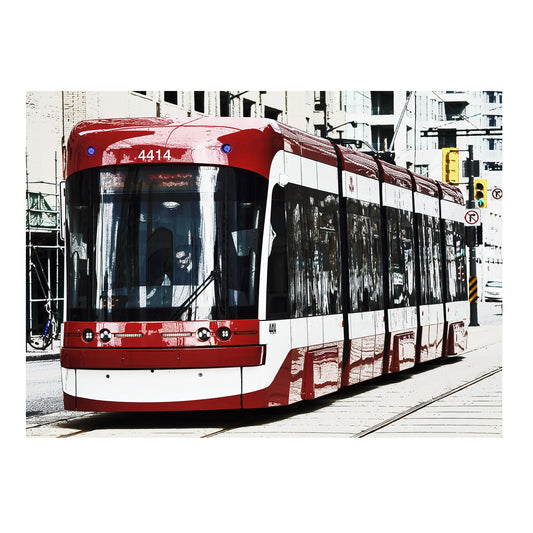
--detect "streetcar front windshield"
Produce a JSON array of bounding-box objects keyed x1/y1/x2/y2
[{"x1": 66, "y1": 164, "x2": 268, "y2": 321}]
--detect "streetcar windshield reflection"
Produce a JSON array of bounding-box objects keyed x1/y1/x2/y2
[{"x1": 66, "y1": 164, "x2": 267, "y2": 321}]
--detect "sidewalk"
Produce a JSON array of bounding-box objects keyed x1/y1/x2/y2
[
  {"x1": 466, "y1": 323, "x2": 502, "y2": 351},
  {"x1": 26, "y1": 343, "x2": 61, "y2": 361}
]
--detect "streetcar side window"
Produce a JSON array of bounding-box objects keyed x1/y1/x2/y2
[
  {"x1": 417, "y1": 214, "x2": 443, "y2": 305},
  {"x1": 266, "y1": 185, "x2": 289, "y2": 319},
  {"x1": 283, "y1": 183, "x2": 341, "y2": 318},
  {"x1": 66, "y1": 171, "x2": 94, "y2": 316},
  {"x1": 286, "y1": 185, "x2": 306, "y2": 317},
  {"x1": 387, "y1": 207, "x2": 416, "y2": 308},
  {"x1": 316, "y1": 191, "x2": 342, "y2": 315},
  {"x1": 417, "y1": 214, "x2": 428, "y2": 305},
  {"x1": 346, "y1": 198, "x2": 384, "y2": 312},
  {"x1": 444, "y1": 219, "x2": 467, "y2": 302}
]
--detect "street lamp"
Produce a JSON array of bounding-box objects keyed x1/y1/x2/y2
[{"x1": 229, "y1": 91, "x2": 250, "y2": 101}]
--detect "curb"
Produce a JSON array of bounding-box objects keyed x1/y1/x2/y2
[{"x1": 26, "y1": 353, "x2": 60, "y2": 362}]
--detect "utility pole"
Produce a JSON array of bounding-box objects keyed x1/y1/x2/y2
[
  {"x1": 466, "y1": 144, "x2": 479, "y2": 326},
  {"x1": 389, "y1": 91, "x2": 413, "y2": 152}
]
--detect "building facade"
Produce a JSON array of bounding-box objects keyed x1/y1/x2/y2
[{"x1": 25, "y1": 90, "x2": 503, "y2": 343}]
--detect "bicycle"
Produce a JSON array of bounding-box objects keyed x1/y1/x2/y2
[{"x1": 27, "y1": 300, "x2": 59, "y2": 350}]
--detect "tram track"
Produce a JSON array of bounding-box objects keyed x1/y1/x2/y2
[
  {"x1": 197, "y1": 367, "x2": 503, "y2": 439},
  {"x1": 350, "y1": 366, "x2": 502, "y2": 438}
]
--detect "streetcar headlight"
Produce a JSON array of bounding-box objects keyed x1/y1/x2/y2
[
  {"x1": 99, "y1": 329, "x2": 112, "y2": 343},
  {"x1": 216, "y1": 327, "x2": 232, "y2": 341},
  {"x1": 82, "y1": 328, "x2": 95, "y2": 343},
  {"x1": 196, "y1": 328, "x2": 211, "y2": 342}
]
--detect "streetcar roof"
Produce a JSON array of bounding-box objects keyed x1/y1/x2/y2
[{"x1": 66, "y1": 117, "x2": 463, "y2": 205}]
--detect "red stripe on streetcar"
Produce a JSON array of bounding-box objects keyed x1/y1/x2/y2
[{"x1": 61, "y1": 345, "x2": 265, "y2": 369}]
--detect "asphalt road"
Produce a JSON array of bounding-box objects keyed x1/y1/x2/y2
[{"x1": 26, "y1": 359, "x2": 64, "y2": 416}]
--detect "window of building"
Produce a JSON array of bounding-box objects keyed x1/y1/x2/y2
[
  {"x1": 437, "y1": 101, "x2": 445, "y2": 121},
  {"x1": 194, "y1": 91, "x2": 205, "y2": 113},
  {"x1": 164, "y1": 91, "x2": 177, "y2": 105},
  {"x1": 484, "y1": 162, "x2": 503, "y2": 171},
  {"x1": 220, "y1": 91, "x2": 231, "y2": 117},
  {"x1": 406, "y1": 126, "x2": 413, "y2": 151},
  {"x1": 133, "y1": 91, "x2": 147, "y2": 96},
  {"x1": 264, "y1": 106, "x2": 281, "y2": 120},
  {"x1": 486, "y1": 115, "x2": 502, "y2": 128},
  {"x1": 485, "y1": 138, "x2": 502, "y2": 151},
  {"x1": 438, "y1": 129, "x2": 457, "y2": 149},
  {"x1": 414, "y1": 165, "x2": 429, "y2": 178},
  {"x1": 243, "y1": 98, "x2": 254, "y2": 117},
  {"x1": 314, "y1": 91, "x2": 326, "y2": 111},
  {"x1": 486, "y1": 91, "x2": 503, "y2": 104},
  {"x1": 371, "y1": 91, "x2": 394, "y2": 115},
  {"x1": 371, "y1": 125, "x2": 394, "y2": 151},
  {"x1": 417, "y1": 95, "x2": 428, "y2": 121},
  {"x1": 444, "y1": 101, "x2": 466, "y2": 120}
]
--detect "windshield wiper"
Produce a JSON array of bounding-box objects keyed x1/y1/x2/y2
[{"x1": 170, "y1": 269, "x2": 220, "y2": 321}]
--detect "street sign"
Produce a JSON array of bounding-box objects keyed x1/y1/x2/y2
[
  {"x1": 464, "y1": 208, "x2": 481, "y2": 226},
  {"x1": 492, "y1": 187, "x2": 503, "y2": 200},
  {"x1": 463, "y1": 159, "x2": 480, "y2": 178},
  {"x1": 469, "y1": 276, "x2": 479, "y2": 303}
]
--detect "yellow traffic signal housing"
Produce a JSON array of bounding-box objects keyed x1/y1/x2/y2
[
  {"x1": 442, "y1": 148, "x2": 459, "y2": 184},
  {"x1": 474, "y1": 179, "x2": 488, "y2": 208}
]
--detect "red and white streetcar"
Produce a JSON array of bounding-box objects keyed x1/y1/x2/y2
[{"x1": 60, "y1": 117, "x2": 468, "y2": 411}]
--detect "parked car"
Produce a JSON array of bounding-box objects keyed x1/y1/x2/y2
[{"x1": 484, "y1": 280, "x2": 502, "y2": 302}]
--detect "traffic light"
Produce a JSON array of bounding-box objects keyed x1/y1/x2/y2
[
  {"x1": 442, "y1": 148, "x2": 459, "y2": 184},
  {"x1": 474, "y1": 179, "x2": 487, "y2": 208}
]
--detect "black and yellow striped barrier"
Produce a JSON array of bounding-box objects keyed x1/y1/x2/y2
[{"x1": 469, "y1": 276, "x2": 479, "y2": 303}]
